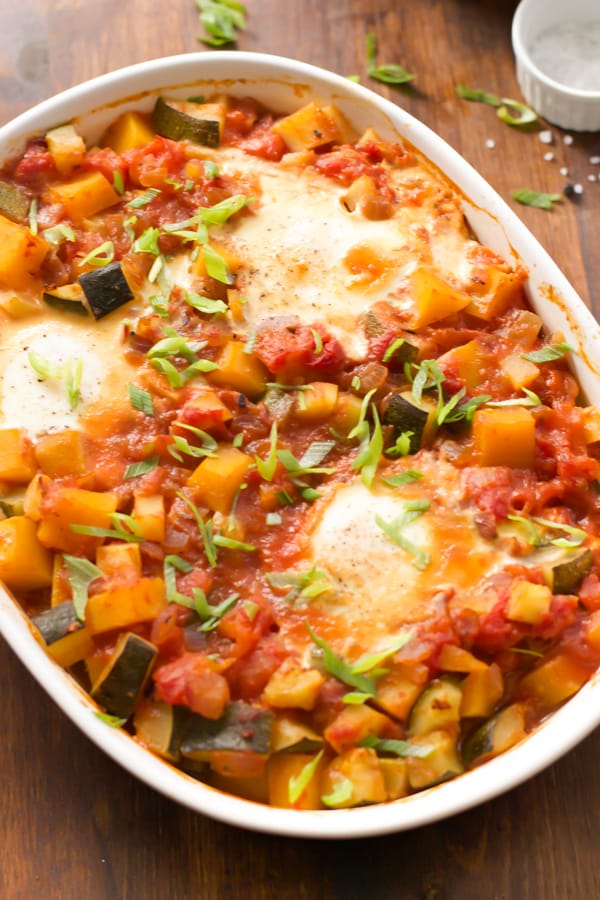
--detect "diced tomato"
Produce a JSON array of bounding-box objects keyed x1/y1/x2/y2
[
  {"x1": 81, "y1": 147, "x2": 127, "y2": 186},
  {"x1": 12, "y1": 140, "x2": 56, "y2": 183},
  {"x1": 154, "y1": 652, "x2": 230, "y2": 718},
  {"x1": 254, "y1": 324, "x2": 345, "y2": 376},
  {"x1": 124, "y1": 136, "x2": 188, "y2": 188},
  {"x1": 235, "y1": 118, "x2": 286, "y2": 162},
  {"x1": 225, "y1": 635, "x2": 287, "y2": 700},
  {"x1": 579, "y1": 573, "x2": 600, "y2": 612}
]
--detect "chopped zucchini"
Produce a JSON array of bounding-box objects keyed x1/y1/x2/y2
[
  {"x1": 43, "y1": 282, "x2": 89, "y2": 317},
  {"x1": 407, "y1": 729, "x2": 463, "y2": 789},
  {"x1": 180, "y1": 700, "x2": 273, "y2": 761},
  {"x1": 133, "y1": 698, "x2": 189, "y2": 762},
  {"x1": 549, "y1": 549, "x2": 592, "y2": 595},
  {"x1": 32, "y1": 599, "x2": 82, "y2": 646},
  {"x1": 381, "y1": 391, "x2": 436, "y2": 453},
  {"x1": 152, "y1": 97, "x2": 220, "y2": 147},
  {"x1": 0, "y1": 181, "x2": 29, "y2": 222},
  {"x1": 78, "y1": 261, "x2": 134, "y2": 319},
  {"x1": 271, "y1": 714, "x2": 324, "y2": 754},
  {"x1": 407, "y1": 676, "x2": 463, "y2": 737},
  {"x1": 91, "y1": 632, "x2": 157, "y2": 720},
  {"x1": 462, "y1": 703, "x2": 527, "y2": 768}
]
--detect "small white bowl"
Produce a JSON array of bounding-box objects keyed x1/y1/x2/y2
[
  {"x1": 2, "y1": 51, "x2": 600, "y2": 839},
  {"x1": 512, "y1": 0, "x2": 600, "y2": 131}
]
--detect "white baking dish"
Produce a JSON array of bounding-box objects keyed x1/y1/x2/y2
[{"x1": 1, "y1": 51, "x2": 599, "y2": 839}]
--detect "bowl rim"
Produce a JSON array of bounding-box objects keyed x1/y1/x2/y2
[
  {"x1": 512, "y1": 0, "x2": 600, "y2": 101},
  {"x1": 2, "y1": 49, "x2": 600, "y2": 839}
]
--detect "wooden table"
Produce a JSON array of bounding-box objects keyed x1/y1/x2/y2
[{"x1": 1, "y1": 2, "x2": 600, "y2": 897}]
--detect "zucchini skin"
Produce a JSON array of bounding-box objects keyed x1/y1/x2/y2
[
  {"x1": 91, "y1": 632, "x2": 157, "y2": 720},
  {"x1": 32, "y1": 600, "x2": 82, "y2": 646},
  {"x1": 79, "y1": 261, "x2": 134, "y2": 319},
  {"x1": 180, "y1": 701, "x2": 273, "y2": 759},
  {"x1": 382, "y1": 392, "x2": 432, "y2": 454},
  {"x1": 551, "y1": 549, "x2": 592, "y2": 595},
  {"x1": 152, "y1": 97, "x2": 220, "y2": 148}
]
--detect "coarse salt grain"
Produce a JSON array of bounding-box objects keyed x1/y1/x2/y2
[
  {"x1": 590, "y1": 155, "x2": 600, "y2": 165},
  {"x1": 560, "y1": 167, "x2": 569, "y2": 176},
  {"x1": 543, "y1": 151, "x2": 555, "y2": 161},
  {"x1": 539, "y1": 130, "x2": 553, "y2": 144},
  {"x1": 563, "y1": 135, "x2": 574, "y2": 146},
  {"x1": 485, "y1": 138, "x2": 495, "y2": 149},
  {"x1": 587, "y1": 173, "x2": 597, "y2": 182}
]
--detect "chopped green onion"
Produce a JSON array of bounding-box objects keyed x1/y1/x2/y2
[
  {"x1": 351, "y1": 632, "x2": 413, "y2": 674},
  {"x1": 196, "y1": 0, "x2": 247, "y2": 47},
  {"x1": 375, "y1": 500, "x2": 431, "y2": 570},
  {"x1": 310, "y1": 328, "x2": 323, "y2": 355},
  {"x1": 185, "y1": 291, "x2": 228, "y2": 314},
  {"x1": 204, "y1": 160, "x2": 219, "y2": 179},
  {"x1": 133, "y1": 227, "x2": 161, "y2": 256},
  {"x1": 455, "y1": 85, "x2": 501, "y2": 106},
  {"x1": 486, "y1": 388, "x2": 543, "y2": 408},
  {"x1": 288, "y1": 750, "x2": 324, "y2": 804},
  {"x1": 352, "y1": 405, "x2": 383, "y2": 488},
  {"x1": 306, "y1": 624, "x2": 377, "y2": 695},
  {"x1": 383, "y1": 337, "x2": 405, "y2": 363},
  {"x1": 266, "y1": 566, "x2": 333, "y2": 603},
  {"x1": 522, "y1": 342, "x2": 573, "y2": 363},
  {"x1": 63, "y1": 554, "x2": 102, "y2": 620},
  {"x1": 42, "y1": 223, "x2": 75, "y2": 245},
  {"x1": 360, "y1": 735, "x2": 431, "y2": 758},
  {"x1": 255, "y1": 422, "x2": 278, "y2": 481},
  {"x1": 177, "y1": 491, "x2": 218, "y2": 567},
  {"x1": 113, "y1": 171, "x2": 125, "y2": 194},
  {"x1": 95, "y1": 712, "x2": 127, "y2": 728},
  {"x1": 381, "y1": 469, "x2": 423, "y2": 487},
  {"x1": 80, "y1": 241, "x2": 114, "y2": 268},
  {"x1": 203, "y1": 244, "x2": 233, "y2": 284},
  {"x1": 28, "y1": 198, "x2": 38, "y2": 235},
  {"x1": 366, "y1": 32, "x2": 415, "y2": 85},
  {"x1": 128, "y1": 384, "x2": 154, "y2": 416},
  {"x1": 129, "y1": 188, "x2": 161, "y2": 209},
  {"x1": 124, "y1": 456, "x2": 159, "y2": 480},
  {"x1": 321, "y1": 777, "x2": 354, "y2": 807},
  {"x1": 497, "y1": 99, "x2": 537, "y2": 126},
  {"x1": 385, "y1": 431, "x2": 413, "y2": 459},
  {"x1": 512, "y1": 189, "x2": 562, "y2": 211}
]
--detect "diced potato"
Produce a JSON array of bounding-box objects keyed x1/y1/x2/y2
[
  {"x1": 190, "y1": 240, "x2": 243, "y2": 280},
  {"x1": 36, "y1": 487, "x2": 119, "y2": 553},
  {"x1": 96, "y1": 542, "x2": 142, "y2": 584},
  {"x1": 375, "y1": 665, "x2": 428, "y2": 721},
  {"x1": 500, "y1": 354, "x2": 540, "y2": 390},
  {"x1": 460, "y1": 663, "x2": 503, "y2": 718},
  {"x1": 585, "y1": 610, "x2": 600, "y2": 650},
  {"x1": 47, "y1": 626, "x2": 95, "y2": 668},
  {"x1": 293, "y1": 381, "x2": 338, "y2": 424},
  {"x1": 341, "y1": 176, "x2": 394, "y2": 220},
  {"x1": 209, "y1": 770, "x2": 269, "y2": 804},
  {"x1": 267, "y1": 752, "x2": 328, "y2": 810},
  {"x1": 270, "y1": 714, "x2": 323, "y2": 753},
  {"x1": 187, "y1": 445, "x2": 252, "y2": 515},
  {"x1": 0, "y1": 428, "x2": 37, "y2": 482},
  {"x1": 321, "y1": 748, "x2": 387, "y2": 807},
  {"x1": 518, "y1": 653, "x2": 589, "y2": 708},
  {"x1": 581, "y1": 406, "x2": 600, "y2": 444},
  {"x1": 45, "y1": 124, "x2": 86, "y2": 176},
  {"x1": 438, "y1": 644, "x2": 488, "y2": 672},
  {"x1": 465, "y1": 265, "x2": 527, "y2": 321},
  {"x1": 0, "y1": 215, "x2": 49, "y2": 290},
  {"x1": 132, "y1": 493, "x2": 165, "y2": 542},
  {"x1": 437, "y1": 340, "x2": 486, "y2": 390},
  {"x1": 102, "y1": 110, "x2": 156, "y2": 153},
  {"x1": 207, "y1": 340, "x2": 268, "y2": 400},
  {"x1": 45, "y1": 171, "x2": 120, "y2": 223},
  {"x1": 507, "y1": 580, "x2": 553, "y2": 625},
  {"x1": 472, "y1": 407, "x2": 536, "y2": 468},
  {"x1": 272, "y1": 102, "x2": 351, "y2": 152},
  {"x1": 263, "y1": 662, "x2": 325, "y2": 711},
  {"x1": 380, "y1": 757, "x2": 409, "y2": 800},
  {"x1": 50, "y1": 554, "x2": 70, "y2": 608},
  {"x1": 329, "y1": 391, "x2": 364, "y2": 435},
  {"x1": 324, "y1": 704, "x2": 393, "y2": 755},
  {"x1": 408, "y1": 267, "x2": 472, "y2": 329},
  {"x1": 0, "y1": 515, "x2": 53, "y2": 591},
  {"x1": 34, "y1": 429, "x2": 88, "y2": 477},
  {"x1": 85, "y1": 576, "x2": 166, "y2": 635}
]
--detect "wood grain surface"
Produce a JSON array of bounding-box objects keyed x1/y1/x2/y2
[{"x1": 1, "y1": 2, "x2": 600, "y2": 898}]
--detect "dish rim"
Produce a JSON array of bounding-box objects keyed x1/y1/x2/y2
[{"x1": 1, "y1": 49, "x2": 600, "y2": 839}]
